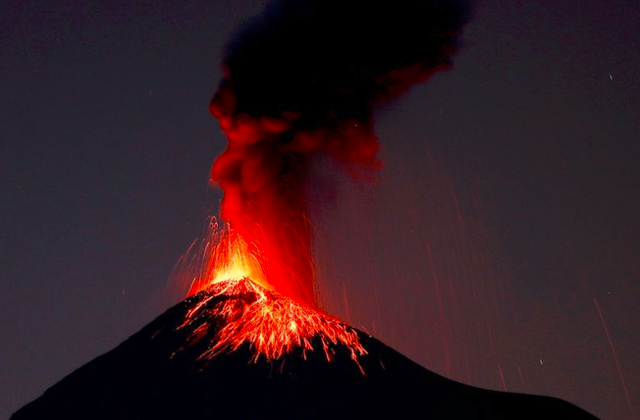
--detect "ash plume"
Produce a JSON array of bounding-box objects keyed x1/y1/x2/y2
[{"x1": 209, "y1": 0, "x2": 473, "y2": 305}]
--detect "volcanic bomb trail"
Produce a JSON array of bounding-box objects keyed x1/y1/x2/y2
[{"x1": 207, "y1": 0, "x2": 473, "y2": 306}]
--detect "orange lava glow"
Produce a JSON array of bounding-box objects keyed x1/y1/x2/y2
[
  {"x1": 181, "y1": 278, "x2": 367, "y2": 369},
  {"x1": 181, "y1": 231, "x2": 366, "y2": 369},
  {"x1": 187, "y1": 229, "x2": 271, "y2": 295}
]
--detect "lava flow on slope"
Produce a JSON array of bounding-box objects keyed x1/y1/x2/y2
[
  {"x1": 176, "y1": 228, "x2": 366, "y2": 370},
  {"x1": 178, "y1": 277, "x2": 366, "y2": 368}
]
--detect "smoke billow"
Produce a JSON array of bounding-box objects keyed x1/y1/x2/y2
[{"x1": 209, "y1": 0, "x2": 472, "y2": 306}]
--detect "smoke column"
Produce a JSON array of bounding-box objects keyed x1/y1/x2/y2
[{"x1": 209, "y1": 0, "x2": 472, "y2": 306}]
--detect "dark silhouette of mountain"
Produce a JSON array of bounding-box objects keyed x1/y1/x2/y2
[{"x1": 12, "y1": 279, "x2": 598, "y2": 419}]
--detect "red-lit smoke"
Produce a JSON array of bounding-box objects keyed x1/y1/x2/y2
[
  {"x1": 209, "y1": 90, "x2": 381, "y2": 306},
  {"x1": 207, "y1": 0, "x2": 472, "y2": 306}
]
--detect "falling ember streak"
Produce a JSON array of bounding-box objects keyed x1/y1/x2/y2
[
  {"x1": 497, "y1": 363, "x2": 507, "y2": 392},
  {"x1": 426, "y1": 241, "x2": 451, "y2": 376},
  {"x1": 517, "y1": 366, "x2": 527, "y2": 392},
  {"x1": 180, "y1": 278, "x2": 367, "y2": 371},
  {"x1": 593, "y1": 298, "x2": 636, "y2": 420}
]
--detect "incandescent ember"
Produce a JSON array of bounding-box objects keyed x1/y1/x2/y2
[
  {"x1": 177, "y1": 278, "x2": 367, "y2": 371},
  {"x1": 175, "y1": 227, "x2": 366, "y2": 369}
]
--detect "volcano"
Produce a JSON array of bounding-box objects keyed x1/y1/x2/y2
[{"x1": 12, "y1": 278, "x2": 597, "y2": 419}]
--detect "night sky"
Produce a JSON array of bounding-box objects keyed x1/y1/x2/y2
[{"x1": 1, "y1": 1, "x2": 639, "y2": 419}]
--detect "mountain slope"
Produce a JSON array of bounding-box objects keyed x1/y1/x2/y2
[{"x1": 12, "y1": 279, "x2": 598, "y2": 419}]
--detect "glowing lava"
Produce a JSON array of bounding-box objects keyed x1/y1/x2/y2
[
  {"x1": 181, "y1": 278, "x2": 366, "y2": 368},
  {"x1": 187, "y1": 229, "x2": 271, "y2": 295},
  {"x1": 179, "y1": 231, "x2": 366, "y2": 369}
]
